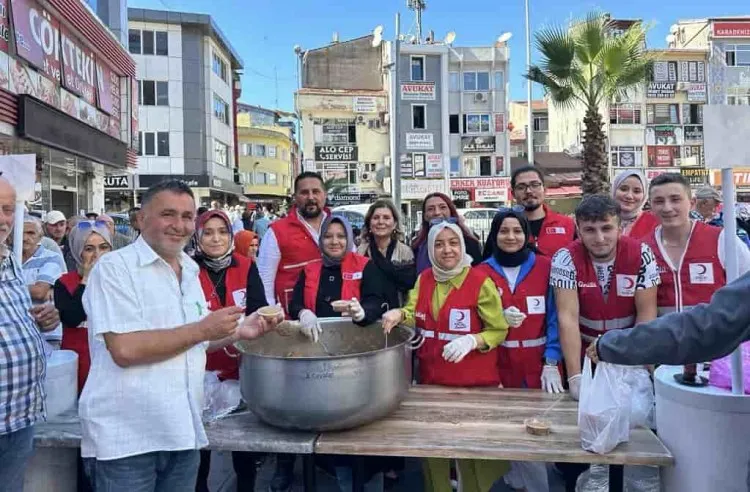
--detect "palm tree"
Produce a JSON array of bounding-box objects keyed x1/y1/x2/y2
[{"x1": 526, "y1": 13, "x2": 652, "y2": 195}]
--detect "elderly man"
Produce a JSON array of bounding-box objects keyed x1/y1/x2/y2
[
  {"x1": 98, "y1": 214, "x2": 132, "y2": 250},
  {"x1": 22, "y1": 214, "x2": 66, "y2": 346},
  {"x1": 44, "y1": 210, "x2": 67, "y2": 245},
  {"x1": 80, "y1": 180, "x2": 280, "y2": 490},
  {"x1": 0, "y1": 176, "x2": 61, "y2": 492}
]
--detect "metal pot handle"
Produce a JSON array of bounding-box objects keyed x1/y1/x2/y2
[
  {"x1": 224, "y1": 345, "x2": 241, "y2": 358},
  {"x1": 408, "y1": 332, "x2": 425, "y2": 351}
]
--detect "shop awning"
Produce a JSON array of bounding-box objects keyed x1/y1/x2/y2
[{"x1": 545, "y1": 186, "x2": 581, "y2": 197}]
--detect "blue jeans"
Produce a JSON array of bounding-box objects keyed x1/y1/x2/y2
[
  {"x1": 0, "y1": 425, "x2": 35, "y2": 492},
  {"x1": 84, "y1": 450, "x2": 200, "y2": 492}
]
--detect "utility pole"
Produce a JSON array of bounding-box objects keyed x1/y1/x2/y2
[
  {"x1": 525, "y1": 0, "x2": 534, "y2": 166},
  {"x1": 391, "y1": 12, "x2": 402, "y2": 210}
]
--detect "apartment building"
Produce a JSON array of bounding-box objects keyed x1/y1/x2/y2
[
  {"x1": 508, "y1": 100, "x2": 548, "y2": 157},
  {"x1": 126, "y1": 8, "x2": 244, "y2": 208}
]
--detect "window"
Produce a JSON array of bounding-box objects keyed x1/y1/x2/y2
[
  {"x1": 314, "y1": 121, "x2": 356, "y2": 144},
  {"x1": 464, "y1": 114, "x2": 490, "y2": 133},
  {"x1": 139, "y1": 80, "x2": 168, "y2": 106},
  {"x1": 412, "y1": 105, "x2": 426, "y2": 129},
  {"x1": 450, "y1": 157, "x2": 459, "y2": 177},
  {"x1": 269, "y1": 173, "x2": 278, "y2": 185},
  {"x1": 155, "y1": 32, "x2": 168, "y2": 56},
  {"x1": 647, "y1": 104, "x2": 680, "y2": 124},
  {"x1": 213, "y1": 94, "x2": 229, "y2": 124},
  {"x1": 241, "y1": 143, "x2": 252, "y2": 156},
  {"x1": 212, "y1": 52, "x2": 228, "y2": 82},
  {"x1": 534, "y1": 145, "x2": 549, "y2": 153},
  {"x1": 652, "y1": 61, "x2": 678, "y2": 82},
  {"x1": 449, "y1": 114, "x2": 459, "y2": 134},
  {"x1": 463, "y1": 71, "x2": 490, "y2": 91},
  {"x1": 215, "y1": 140, "x2": 229, "y2": 166},
  {"x1": 128, "y1": 30, "x2": 141, "y2": 54},
  {"x1": 462, "y1": 156, "x2": 477, "y2": 176},
  {"x1": 682, "y1": 104, "x2": 703, "y2": 124},
  {"x1": 479, "y1": 156, "x2": 492, "y2": 176},
  {"x1": 449, "y1": 72, "x2": 459, "y2": 91},
  {"x1": 410, "y1": 56, "x2": 425, "y2": 81},
  {"x1": 253, "y1": 144, "x2": 266, "y2": 157},
  {"x1": 156, "y1": 132, "x2": 169, "y2": 156},
  {"x1": 144, "y1": 132, "x2": 155, "y2": 155},
  {"x1": 609, "y1": 104, "x2": 641, "y2": 124},
  {"x1": 142, "y1": 30, "x2": 154, "y2": 55},
  {"x1": 494, "y1": 71, "x2": 504, "y2": 90},
  {"x1": 533, "y1": 115, "x2": 549, "y2": 131},
  {"x1": 728, "y1": 95, "x2": 750, "y2": 105},
  {"x1": 725, "y1": 45, "x2": 750, "y2": 67},
  {"x1": 281, "y1": 149, "x2": 288, "y2": 160},
  {"x1": 268, "y1": 146, "x2": 277, "y2": 158},
  {"x1": 611, "y1": 146, "x2": 643, "y2": 167},
  {"x1": 676, "y1": 60, "x2": 705, "y2": 82}
]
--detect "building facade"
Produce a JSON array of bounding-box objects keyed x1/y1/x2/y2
[
  {"x1": 0, "y1": 0, "x2": 138, "y2": 217},
  {"x1": 123, "y1": 8, "x2": 244, "y2": 210},
  {"x1": 508, "y1": 100, "x2": 548, "y2": 157},
  {"x1": 296, "y1": 35, "x2": 390, "y2": 207},
  {"x1": 236, "y1": 103, "x2": 296, "y2": 205}
]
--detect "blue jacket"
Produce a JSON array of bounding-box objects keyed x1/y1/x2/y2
[{"x1": 484, "y1": 253, "x2": 562, "y2": 362}]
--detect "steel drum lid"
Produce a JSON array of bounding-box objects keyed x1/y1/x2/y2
[{"x1": 234, "y1": 318, "x2": 415, "y2": 359}]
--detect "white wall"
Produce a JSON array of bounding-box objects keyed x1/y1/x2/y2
[{"x1": 205, "y1": 37, "x2": 234, "y2": 182}]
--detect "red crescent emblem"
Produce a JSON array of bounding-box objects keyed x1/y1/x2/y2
[
  {"x1": 697, "y1": 264, "x2": 707, "y2": 275},
  {"x1": 456, "y1": 311, "x2": 466, "y2": 321},
  {"x1": 624, "y1": 277, "x2": 635, "y2": 289}
]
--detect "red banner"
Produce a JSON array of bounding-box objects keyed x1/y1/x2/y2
[
  {"x1": 10, "y1": 0, "x2": 61, "y2": 81},
  {"x1": 95, "y1": 59, "x2": 115, "y2": 115},
  {"x1": 713, "y1": 22, "x2": 750, "y2": 38},
  {"x1": 60, "y1": 25, "x2": 95, "y2": 105},
  {"x1": 648, "y1": 146, "x2": 679, "y2": 168},
  {"x1": 0, "y1": 0, "x2": 9, "y2": 53}
]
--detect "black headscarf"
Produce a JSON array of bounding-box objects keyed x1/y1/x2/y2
[{"x1": 482, "y1": 210, "x2": 534, "y2": 267}]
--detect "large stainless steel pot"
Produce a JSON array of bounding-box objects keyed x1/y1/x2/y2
[{"x1": 236, "y1": 318, "x2": 415, "y2": 431}]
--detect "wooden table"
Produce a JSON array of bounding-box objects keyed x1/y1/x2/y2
[{"x1": 316, "y1": 386, "x2": 674, "y2": 491}]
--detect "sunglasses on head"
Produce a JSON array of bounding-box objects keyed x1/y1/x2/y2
[
  {"x1": 429, "y1": 217, "x2": 458, "y2": 227},
  {"x1": 77, "y1": 220, "x2": 108, "y2": 230}
]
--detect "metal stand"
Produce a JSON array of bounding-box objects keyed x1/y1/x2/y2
[
  {"x1": 608, "y1": 464, "x2": 624, "y2": 492},
  {"x1": 352, "y1": 456, "x2": 366, "y2": 492},
  {"x1": 302, "y1": 455, "x2": 316, "y2": 492}
]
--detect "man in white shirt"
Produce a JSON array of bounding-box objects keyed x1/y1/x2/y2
[{"x1": 81, "y1": 180, "x2": 278, "y2": 491}]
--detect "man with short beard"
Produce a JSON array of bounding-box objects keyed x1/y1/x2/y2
[
  {"x1": 256, "y1": 171, "x2": 328, "y2": 492},
  {"x1": 511, "y1": 166, "x2": 576, "y2": 256}
]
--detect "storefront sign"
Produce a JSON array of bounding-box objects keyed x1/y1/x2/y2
[
  {"x1": 329, "y1": 192, "x2": 378, "y2": 207},
  {"x1": 685, "y1": 83, "x2": 707, "y2": 102},
  {"x1": 103, "y1": 174, "x2": 130, "y2": 189},
  {"x1": 0, "y1": 0, "x2": 9, "y2": 53},
  {"x1": 413, "y1": 153, "x2": 425, "y2": 177},
  {"x1": 399, "y1": 154, "x2": 412, "y2": 177},
  {"x1": 352, "y1": 96, "x2": 377, "y2": 113},
  {"x1": 450, "y1": 177, "x2": 511, "y2": 190},
  {"x1": 405, "y1": 132, "x2": 433, "y2": 150},
  {"x1": 680, "y1": 167, "x2": 709, "y2": 185},
  {"x1": 645, "y1": 168, "x2": 677, "y2": 183},
  {"x1": 451, "y1": 189, "x2": 472, "y2": 201},
  {"x1": 60, "y1": 25, "x2": 96, "y2": 105},
  {"x1": 11, "y1": 0, "x2": 61, "y2": 81},
  {"x1": 682, "y1": 145, "x2": 704, "y2": 167},
  {"x1": 713, "y1": 22, "x2": 750, "y2": 38},
  {"x1": 684, "y1": 125, "x2": 703, "y2": 143},
  {"x1": 647, "y1": 82, "x2": 676, "y2": 99},
  {"x1": 647, "y1": 126, "x2": 682, "y2": 146},
  {"x1": 647, "y1": 146, "x2": 680, "y2": 168},
  {"x1": 314, "y1": 145, "x2": 357, "y2": 162},
  {"x1": 475, "y1": 188, "x2": 508, "y2": 202},
  {"x1": 426, "y1": 153, "x2": 442, "y2": 178},
  {"x1": 711, "y1": 168, "x2": 750, "y2": 186},
  {"x1": 461, "y1": 136, "x2": 496, "y2": 153},
  {"x1": 17, "y1": 95, "x2": 126, "y2": 167},
  {"x1": 401, "y1": 82, "x2": 435, "y2": 101},
  {"x1": 320, "y1": 122, "x2": 350, "y2": 144},
  {"x1": 494, "y1": 113, "x2": 505, "y2": 133},
  {"x1": 401, "y1": 178, "x2": 445, "y2": 200},
  {"x1": 139, "y1": 174, "x2": 209, "y2": 189},
  {"x1": 95, "y1": 60, "x2": 116, "y2": 116}
]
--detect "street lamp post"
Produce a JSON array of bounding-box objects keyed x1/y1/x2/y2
[{"x1": 525, "y1": 0, "x2": 534, "y2": 166}]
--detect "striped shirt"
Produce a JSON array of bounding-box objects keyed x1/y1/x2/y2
[
  {"x1": 0, "y1": 250, "x2": 46, "y2": 435},
  {"x1": 22, "y1": 245, "x2": 65, "y2": 341}
]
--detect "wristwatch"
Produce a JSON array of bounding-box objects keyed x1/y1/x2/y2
[{"x1": 544, "y1": 358, "x2": 558, "y2": 366}]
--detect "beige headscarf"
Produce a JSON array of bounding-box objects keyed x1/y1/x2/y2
[{"x1": 427, "y1": 222, "x2": 473, "y2": 282}]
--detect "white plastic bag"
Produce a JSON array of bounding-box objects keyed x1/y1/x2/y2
[
  {"x1": 576, "y1": 464, "x2": 660, "y2": 492},
  {"x1": 578, "y1": 357, "x2": 631, "y2": 454},
  {"x1": 623, "y1": 367, "x2": 655, "y2": 429},
  {"x1": 202, "y1": 371, "x2": 242, "y2": 423}
]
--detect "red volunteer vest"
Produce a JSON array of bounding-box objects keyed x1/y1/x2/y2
[
  {"x1": 530, "y1": 204, "x2": 576, "y2": 257},
  {"x1": 270, "y1": 207, "x2": 325, "y2": 314},
  {"x1": 59, "y1": 271, "x2": 89, "y2": 394},
  {"x1": 415, "y1": 268, "x2": 500, "y2": 387},
  {"x1": 477, "y1": 256, "x2": 551, "y2": 389},
  {"x1": 303, "y1": 252, "x2": 369, "y2": 311},
  {"x1": 568, "y1": 237, "x2": 642, "y2": 343},
  {"x1": 626, "y1": 211, "x2": 660, "y2": 240},
  {"x1": 198, "y1": 253, "x2": 251, "y2": 381},
  {"x1": 645, "y1": 221, "x2": 725, "y2": 316}
]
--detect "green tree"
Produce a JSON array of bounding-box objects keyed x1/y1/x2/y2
[{"x1": 526, "y1": 13, "x2": 652, "y2": 195}]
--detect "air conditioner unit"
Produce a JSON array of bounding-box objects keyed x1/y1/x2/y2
[
  {"x1": 356, "y1": 115, "x2": 365, "y2": 124},
  {"x1": 361, "y1": 172, "x2": 372, "y2": 181},
  {"x1": 474, "y1": 93, "x2": 487, "y2": 102}
]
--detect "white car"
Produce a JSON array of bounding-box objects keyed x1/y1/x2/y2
[
  {"x1": 331, "y1": 204, "x2": 373, "y2": 231},
  {"x1": 457, "y1": 207, "x2": 500, "y2": 243}
]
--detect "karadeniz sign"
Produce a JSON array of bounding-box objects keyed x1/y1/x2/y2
[{"x1": 315, "y1": 145, "x2": 358, "y2": 162}]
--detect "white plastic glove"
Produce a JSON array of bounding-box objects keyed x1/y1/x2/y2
[
  {"x1": 298, "y1": 309, "x2": 321, "y2": 342},
  {"x1": 346, "y1": 298, "x2": 365, "y2": 322},
  {"x1": 442, "y1": 334, "x2": 478, "y2": 363},
  {"x1": 568, "y1": 374, "x2": 582, "y2": 401},
  {"x1": 541, "y1": 364, "x2": 564, "y2": 393},
  {"x1": 381, "y1": 309, "x2": 404, "y2": 333},
  {"x1": 503, "y1": 306, "x2": 527, "y2": 328}
]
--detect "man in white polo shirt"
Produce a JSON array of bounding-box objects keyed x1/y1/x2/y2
[{"x1": 81, "y1": 180, "x2": 279, "y2": 491}]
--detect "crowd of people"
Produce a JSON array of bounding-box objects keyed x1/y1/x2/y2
[{"x1": 1, "y1": 165, "x2": 749, "y2": 492}]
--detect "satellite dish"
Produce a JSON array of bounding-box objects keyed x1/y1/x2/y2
[
  {"x1": 497, "y1": 32, "x2": 512, "y2": 44},
  {"x1": 444, "y1": 31, "x2": 456, "y2": 45},
  {"x1": 293, "y1": 45, "x2": 302, "y2": 55},
  {"x1": 372, "y1": 25, "x2": 384, "y2": 47},
  {"x1": 408, "y1": 34, "x2": 417, "y2": 43},
  {"x1": 670, "y1": 24, "x2": 679, "y2": 35},
  {"x1": 373, "y1": 25, "x2": 384, "y2": 37},
  {"x1": 666, "y1": 34, "x2": 676, "y2": 44}
]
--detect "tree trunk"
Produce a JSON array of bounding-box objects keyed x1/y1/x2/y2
[{"x1": 581, "y1": 108, "x2": 609, "y2": 196}]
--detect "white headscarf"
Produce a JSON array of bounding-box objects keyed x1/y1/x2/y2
[{"x1": 427, "y1": 222, "x2": 473, "y2": 282}]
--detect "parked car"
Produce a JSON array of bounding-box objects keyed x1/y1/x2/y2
[
  {"x1": 457, "y1": 207, "x2": 499, "y2": 243},
  {"x1": 109, "y1": 213, "x2": 132, "y2": 236},
  {"x1": 331, "y1": 204, "x2": 372, "y2": 231}
]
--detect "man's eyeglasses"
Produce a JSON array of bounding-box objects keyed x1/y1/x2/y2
[
  {"x1": 77, "y1": 220, "x2": 109, "y2": 230},
  {"x1": 429, "y1": 217, "x2": 458, "y2": 226},
  {"x1": 514, "y1": 181, "x2": 543, "y2": 193}
]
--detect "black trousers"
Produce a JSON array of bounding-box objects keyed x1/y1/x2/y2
[{"x1": 196, "y1": 449, "x2": 262, "y2": 492}]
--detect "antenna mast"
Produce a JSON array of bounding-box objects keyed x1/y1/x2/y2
[{"x1": 407, "y1": 0, "x2": 426, "y2": 44}]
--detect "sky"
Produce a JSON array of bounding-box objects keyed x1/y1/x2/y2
[{"x1": 130, "y1": 0, "x2": 749, "y2": 113}]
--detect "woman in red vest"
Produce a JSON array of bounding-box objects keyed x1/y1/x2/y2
[
  {"x1": 612, "y1": 170, "x2": 659, "y2": 239},
  {"x1": 382, "y1": 221, "x2": 510, "y2": 492},
  {"x1": 289, "y1": 215, "x2": 387, "y2": 340},
  {"x1": 54, "y1": 221, "x2": 112, "y2": 394},
  {"x1": 192, "y1": 210, "x2": 266, "y2": 492}
]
